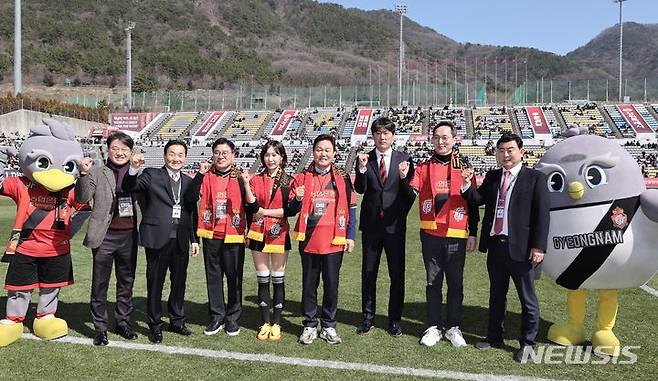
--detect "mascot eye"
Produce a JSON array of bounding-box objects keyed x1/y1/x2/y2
[
  {"x1": 547, "y1": 172, "x2": 565, "y2": 192},
  {"x1": 35, "y1": 156, "x2": 51, "y2": 170},
  {"x1": 63, "y1": 160, "x2": 78, "y2": 174},
  {"x1": 585, "y1": 166, "x2": 607, "y2": 188}
]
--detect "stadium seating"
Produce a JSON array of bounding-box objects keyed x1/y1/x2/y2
[
  {"x1": 428, "y1": 106, "x2": 467, "y2": 136},
  {"x1": 559, "y1": 104, "x2": 612, "y2": 137},
  {"x1": 304, "y1": 108, "x2": 343, "y2": 138},
  {"x1": 472, "y1": 107, "x2": 513, "y2": 140},
  {"x1": 222, "y1": 111, "x2": 271, "y2": 140},
  {"x1": 153, "y1": 112, "x2": 202, "y2": 140}
]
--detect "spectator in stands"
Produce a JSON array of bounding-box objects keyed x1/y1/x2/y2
[
  {"x1": 291, "y1": 134, "x2": 357, "y2": 345},
  {"x1": 353, "y1": 117, "x2": 416, "y2": 337},
  {"x1": 246, "y1": 141, "x2": 295, "y2": 342},
  {"x1": 402, "y1": 120, "x2": 479, "y2": 348},
  {"x1": 75, "y1": 132, "x2": 141, "y2": 346}
]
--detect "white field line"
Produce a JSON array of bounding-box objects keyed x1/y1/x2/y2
[
  {"x1": 640, "y1": 284, "x2": 658, "y2": 298},
  {"x1": 22, "y1": 334, "x2": 569, "y2": 381}
]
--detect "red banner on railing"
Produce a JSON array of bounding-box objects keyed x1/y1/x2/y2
[
  {"x1": 195, "y1": 111, "x2": 224, "y2": 137},
  {"x1": 353, "y1": 109, "x2": 373, "y2": 135},
  {"x1": 525, "y1": 106, "x2": 550, "y2": 134},
  {"x1": 271, "y1": 110, "x2": 296, "y2": 136},
  {"x1": 645, "y1": 178, "x2": 658, "y2": 188},
  {"x1": 110, "y1": 113, "x2": 155, "y2": 132},
  {"x1": 617, "y1": 104, "x2": 652, "y2": 133},
  {"x1": 407, "y1": 134, "x2": 429, "y2": 142}
]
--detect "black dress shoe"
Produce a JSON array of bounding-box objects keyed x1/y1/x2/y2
[
  {"x1": 148, "y1": 327, "x2": 163, "y2": 343},
  {"x1": 93, "y1": 331, "x2": 108, "y2": 346},
  {"x1": 515, "y1": 345, "x2": 536, "y2": 363},
  {"x1": 169, "y1": 324, "x2": 193, "y2": 336},
  {"x1": 388, "y1": 321, "x2": 402, "y2": 337},
  {"x1": 356, "y1": 320, "x2": 375, "y2": 335},
  {"x1": 475, "y1": 339, "x2": 503, "y2": 350},
  {"x1": 115, "y1": 324, "x2": 138, "y2": 340}
]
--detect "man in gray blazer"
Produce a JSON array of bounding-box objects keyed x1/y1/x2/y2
[{"x1": 76, "y1": 132, "x2": 142, "y2": 346}]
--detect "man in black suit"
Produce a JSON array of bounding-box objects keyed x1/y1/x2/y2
[
  {"x1": 353, "y1": 117, "x2": 415, "y2": 337},
  {"x1": 125, "y1": 140, "x2": 209, "y2": 343},
  {"x1": 461, "y1": 133, "x2": 550, "y2": 362}
]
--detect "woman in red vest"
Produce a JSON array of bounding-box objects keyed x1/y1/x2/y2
[
  {"x1": 194, "y1": 137, "x2": 259, "y2": 337},
  {"x1": 402, "y1": 120, "x2": 479, "y2": 348},
  {"x1": 246, "y1": 140, "x2": 295, "y2": 341},
  {"x1": 291, "y1": 134, "x2": 357, "y2": 345}
]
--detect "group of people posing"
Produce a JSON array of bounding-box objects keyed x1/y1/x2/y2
[{"x1": 75, "y1": 117, "x2": 549, "y2": 362}]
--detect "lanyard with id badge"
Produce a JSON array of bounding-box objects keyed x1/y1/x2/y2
[
  {"x1": 118, "y1": 196, "x2": 134, "y2": 217},
  {"x1": 171, "y1": 178, "x2": 182, "y2": 219}
]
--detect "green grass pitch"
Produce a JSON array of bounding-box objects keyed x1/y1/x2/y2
[{"x1": 0, "y1": 197, "x2": 656, "y2": 380}]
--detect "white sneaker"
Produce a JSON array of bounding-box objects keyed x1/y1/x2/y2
[
  {"x1": 420, "y1": 326, "x2": 442, "y2": 347},
  {"x1": 444, "y1": 326, "x2": 467, "y2": 347},
  {"x1": 319, "y1": 327, "x2": 342, "y2": 344},
  {"x1": 298, "y1": 326, "x2": 318, "y2": 345}
]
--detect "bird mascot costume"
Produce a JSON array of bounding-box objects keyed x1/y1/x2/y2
[
  {"x1": 0, "y1": 118, "x2": 89, "y2": 347},
  {"x1": 536, "y1": 128, "x2": 658, "y2": 356}
]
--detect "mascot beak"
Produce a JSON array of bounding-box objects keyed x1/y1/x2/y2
[
  {"x1": 567, "y1": 181, "x2": 585, "y2": 200},
  {"x1": 32, "y1": 169, "x2": 75, "y2": 192}
]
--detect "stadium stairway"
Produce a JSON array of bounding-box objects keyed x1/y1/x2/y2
[
  {"x1": 295, "y1": 146, "x2": 313, "y2": 172},
  {"x1": 464, "y1": 108, "x2": 475, "y2": 138},
  {"x1": 335, "y1": 111, "x2": 350, "y2": 137},
  {"x1": 551, "y1": 108, "x2": 569, "y2": 132},
  {"x1": 253, "y1": 113, "x2": 275, "y2": 140},
  {"x1": 208, "y1": 112, "x2": 237, "y2": 141},
  {"x1": 507, "y1": 107, "x2": 522, "y2": 136},
  {"x1": 648, "y1": 106, "x2": 658, "y2": 126},
  {"x1": 144, "y1": 113, "x2": 173, "y2": 140},
  {"x1": 598, "y1": 105, "x2": 624, "y2": 138}
]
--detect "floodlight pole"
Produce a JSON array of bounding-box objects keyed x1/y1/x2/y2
[
  {"x1": 13, "y1": 0, "x2": 21, "y2": 95},
  {"x1": 125, "y1": 21, "x2": 136, "y2": 110},
  {"x1": 614, "y1": 0, "x2": 628, "y2": 102},
  {"x1": 395, "y1": 4, "x2": 407, "y2": 106}
]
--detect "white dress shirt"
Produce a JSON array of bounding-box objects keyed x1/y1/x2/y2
[
  {"x1": 360, "y1": 147, "x2": 392, "y2": 177},
  {"x1": 490, "y1": 162, "x2": 523, "y2": 236}
]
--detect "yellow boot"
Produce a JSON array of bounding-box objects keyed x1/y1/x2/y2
[
  {"x1": 33, "y1": 315, "x2": 68, "y2": 341},
  {"x1": 592, "y1": 289, "x2": 620, "y2": 357},
  {"x1": 0, "y1": 319, "x2": 23, "y2": 347},
  {"x1": 548, "y1": 289, "x2": 586, "y2": 346}
]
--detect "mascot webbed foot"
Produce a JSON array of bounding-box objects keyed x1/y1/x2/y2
[
  {"x1": 592, "y1": 329, "x2": 621, "y2": 357},
  {"x1": 33, "y1": 315, "x2": 68, "y2": 340},
  {"x1": 547, "y1": 322, "x2": 585, "y2": 346},
  {"x1": 0, "y1": 320, "x2": 23, "y2": 347}
]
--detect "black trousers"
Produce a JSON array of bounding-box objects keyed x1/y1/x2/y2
[
  {"x1": 145, "y1": 239, "x2": 189, "y2": 329},
  {"x1": 486, "y1": 236, "x2": 540, "y2": 347},
  {"x1": 300, "y1": 249, "x2": 343, "y2": 329},
  {"x1": 420, "y1": 231, "x2": 466, "y2": 329},
  {"x1": 90, "y1": 229, "x2": 137, "y2": 332},
  {"x1": 202, "y1": 238, "x2": 245, "y2": 324},
  {"x1": 361, "y1": 228, "x2": 405, "y2": 322}
]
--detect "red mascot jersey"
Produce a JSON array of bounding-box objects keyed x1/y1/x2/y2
[{"x1": 1, "y1": 176, "x2": 89, "y2": 257}]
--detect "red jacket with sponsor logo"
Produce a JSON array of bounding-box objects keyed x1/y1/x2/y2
[{"x1": 2, "y1": 176, "x2": 89, "y2": 257}]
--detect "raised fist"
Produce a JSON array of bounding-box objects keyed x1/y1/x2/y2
[
  {"x1": 398, "y1": 160, "x2": 410, "y2": 179},
  {"x1": 461, "y1": 167, "x2": 474, "y2": 186},
  {"x1": 198, "y1": 161, "x2": 211, "y2": 175},
  {"x1": 357, "y1": 153, "x2": 368, "y2": 169},
  {"x1": 295, "y1": 185, "x2": 305, "y2": 200},
  {"x1": 239, "y1": 171, "x2": 251, "y2": 184},
  {"x1": 131, "y1": 153, "x2": 145, "y2": 169},
  {"x1": 79, "y1": 157, "x2": 93, "y2": 175}
]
